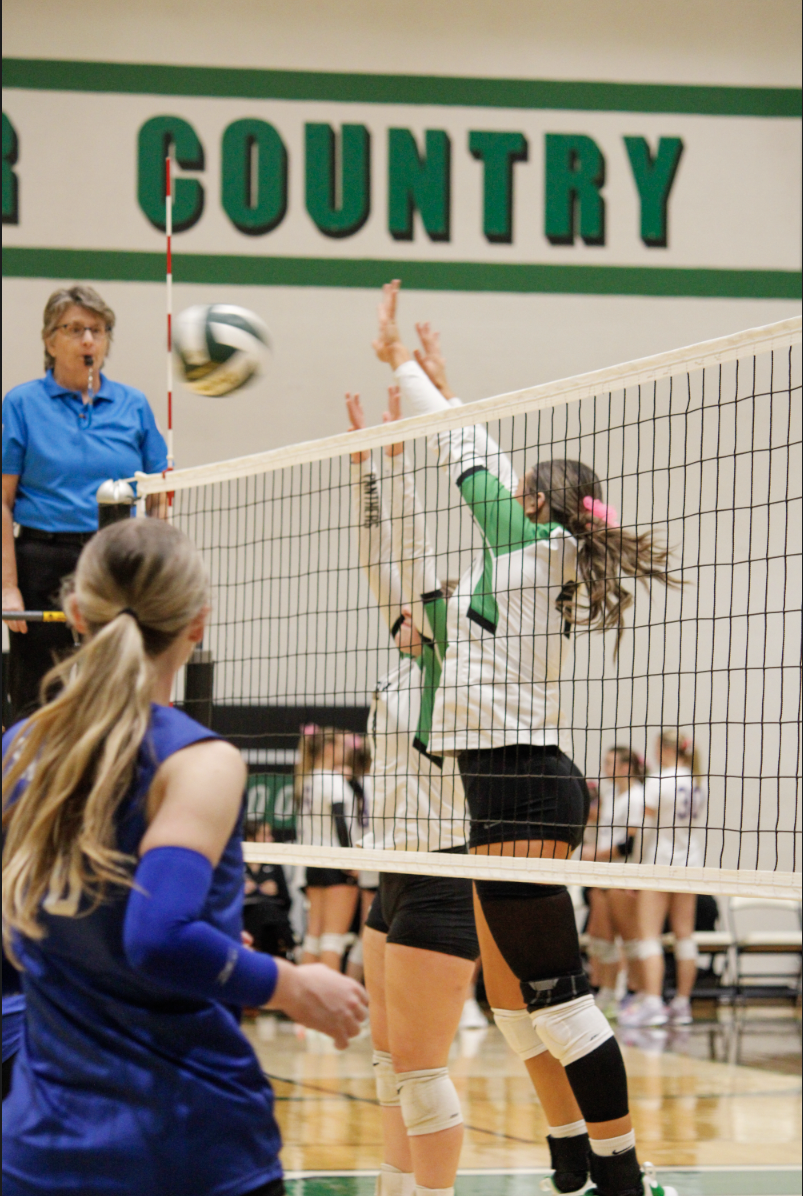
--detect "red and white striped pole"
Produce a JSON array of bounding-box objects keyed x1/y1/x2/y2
[{"x1": 165, "y1": 155, "x2": 174, "y2": 475}]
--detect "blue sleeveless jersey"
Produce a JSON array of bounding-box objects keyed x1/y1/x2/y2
[{"x1": 2, "y1": 705, "x2": 282, "y2": 1196}]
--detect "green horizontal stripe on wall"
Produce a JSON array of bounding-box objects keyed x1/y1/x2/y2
[
  {"x1": 2, "y1": 58, "x2": 800, "y2": 117},
  {"x1": 3, "y1": 247, "x2": 800, "y2": 298}
]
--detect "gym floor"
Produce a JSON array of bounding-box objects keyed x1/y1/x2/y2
[{"x1": 243, "y1": 1002, "x2": 802, "y2": 1194}]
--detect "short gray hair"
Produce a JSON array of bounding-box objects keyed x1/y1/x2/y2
[{"x1": 42, "y1": 285, "x2": 116, "y2": 371}]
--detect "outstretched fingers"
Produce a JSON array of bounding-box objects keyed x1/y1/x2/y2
[
  {"x1": 345, "y1": 392, "x2": 369, "y2": 463},
  {"x1": 382, "y1": 386, "x2": 404, "y2": 457},
  {"x1": 345, "y1": 391, "x2": 365, "y2": 432}
]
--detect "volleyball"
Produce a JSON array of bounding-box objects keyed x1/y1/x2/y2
[{"x1": 174, "y1": 304, "x2": 270, "y2": 397}]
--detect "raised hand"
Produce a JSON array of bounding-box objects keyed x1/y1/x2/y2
[
  {"x1": 345, "y1": 392, "x2": 370, "y2": 464},
  {"x1": 267, "y1": 959, "x2": 369, "y2": 1050},
  {"x1": 414, "y1": 321, "x2": 454, "y2": 399},
  {"x1": 382, "y1": 385, "x2": 404, "y2": 458},
  {"x1": 372, "y1": 280, "x2": 412, "y2": 370}
]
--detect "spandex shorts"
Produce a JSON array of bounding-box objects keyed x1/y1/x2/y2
[
  {"x1": 365, "y1": 848, "x2": 479, "y2": 962},
  {"x1": 458, "y1": 744, "x2": 590, "y2": 851},
  {"x1": 304, "y1": 867, "x2": 357, "y2": 888}
]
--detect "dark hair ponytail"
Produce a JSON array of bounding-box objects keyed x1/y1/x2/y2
[{"x1": 527, "y1": 458, "x2": 680, "y2": 643}]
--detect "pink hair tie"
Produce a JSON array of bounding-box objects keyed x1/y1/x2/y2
[
  {"x1": 582, "y1": 495, "x2": 619, "y2": 527},
  {"x1": 301, "y1": 723, "x2": 319, "y2": 736}
]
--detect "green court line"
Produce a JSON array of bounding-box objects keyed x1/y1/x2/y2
[
  {"x1": 281, "y1": 1171, "x2": 802, "y2": 1196},
  {"x1": 2, "y1": 58, "x2": 800, "y2": 116},
  {"x1": 3, "y1": 247, "x2": 800, "y2": 299}
]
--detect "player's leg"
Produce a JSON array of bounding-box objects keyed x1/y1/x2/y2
[
  {"x1": 385, "y1": 942, "x2": 474, "y2": 1191},
  {"x1": 473, "y1": 888, "x2": 590, "y2": 1194},
  {"x1": 587, "y1": 889, "x2": 620, "y2": 1014},
  {"x1": 463, "y1": 745, "x2": 664, "y2": 1196},
  {"x1": 302, "y1": 886, "x2": 324, "y2": 962},
  {"x1": 666, "y1": 893, "x2": 697, "y2": 1023},
  {"x1": 319, "y1": 881, "x2": 360, "y2": 971},
  {"x1": 624, "y1": 889, "x2": 671, "y2": 1026},
  {"x1": 609, "y1": 888, "x2": 642, "y2": 998},
  {"x1": 363, "y1": 922, "x2": 414, "y2": 1193}
]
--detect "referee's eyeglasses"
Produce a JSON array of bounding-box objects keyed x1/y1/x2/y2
[{"x1": 56, "y1": 322, "x2": 111, "y2": 340}]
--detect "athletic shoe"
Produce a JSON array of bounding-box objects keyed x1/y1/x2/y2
[
  {"x1": 667, "y1": 995, "x2": 692, "y2": 1025},
  {"x1": 460, "y1": 997, "x2": 489, "y2": 1029},
  {"x1": 585, "y1": 1162, "x2": 678, "y2": 1196},
  {"x1": 640, "y1": 1161, "x2": 679, "y2": 1195},
  {"x1": 539, "y1": 1175, "x2": 593, "y2": 1194},
  {"x1": 619, "y1": 1027, "x2": 668, "y2": 1055},
  {"x1": 618, "y1": 995, "x2": 668, "y2": 1027}
]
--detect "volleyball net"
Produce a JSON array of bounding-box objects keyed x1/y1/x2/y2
[{"x1": 136, "y1": 316, "x2": 802, "y2": 901}]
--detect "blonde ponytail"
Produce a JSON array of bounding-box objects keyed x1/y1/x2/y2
[
  {"x1": 659, "y1": 728, "x2": 705, "y2": 782},
  {"x1": 2, "y1": 520, "x2": 208, "y2": 960},
  {"x1": 293, "y1": 725, "x2": 340, "y2": 809}
]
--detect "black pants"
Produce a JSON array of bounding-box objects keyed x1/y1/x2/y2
[{"x1": 6, "y1": 537, "x2": 82, "y2": 722}]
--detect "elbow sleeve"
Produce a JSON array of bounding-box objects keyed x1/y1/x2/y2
[{"x1": 124, "y1": 846, "x2": 278, "y2": 1007}]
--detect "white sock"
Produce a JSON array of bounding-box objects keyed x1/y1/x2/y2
[
  {"x1": 590, "y1": 1129, "x2": 636, "y2": 1157},
  {"x1": 376, "y1": 1163, "x2": 415, "y2": 1196},
  {"x1": 414, "y1": 1188, "x2": 454, "y2": 1196},
  {"x1": 547, "y1": 1118, "x2": 588, "y2": 1139}
]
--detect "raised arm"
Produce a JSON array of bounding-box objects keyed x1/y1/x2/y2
[
  {"x1": 384, "y1": 386, "x2": 441, "y2": 643},
  {"x1": 346, "y1": 393, "x2": 404, "y2": 635}
]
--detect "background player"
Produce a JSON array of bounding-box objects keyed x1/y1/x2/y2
[
  {"x1": 294, "y1": 725, "x2": 361, "y2": 971},
  {"x1": 583, "y1": 746, "x2": 647, "y2": 1019},
  {"x1": 621, "y1": 730, "x2": 707, "y2": 1028}
]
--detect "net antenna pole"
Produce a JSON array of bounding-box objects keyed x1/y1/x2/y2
[{"x1": 165, "y1": 154, "x2": 175, "y2": 513}]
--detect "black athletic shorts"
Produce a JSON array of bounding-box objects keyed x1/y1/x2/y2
[
  {"x1": 458, "y1": 744, "x2": 590, "y2": 851},
  {"x1": 242, "y1": 1179, "x2": 284, "y2": 1196},
  {"x1": 304, "y1": 867, "x2": 357, "y2": 888},
  {"x1": 365, "y1": 847, "x2": 479, "y2": 962}
]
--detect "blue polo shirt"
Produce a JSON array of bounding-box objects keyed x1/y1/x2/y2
[{"x1": 2, "y1": 371, "x2": 168, "y2": 533}]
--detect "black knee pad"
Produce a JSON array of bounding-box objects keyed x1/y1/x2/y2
[
  {"x1": 474, "y1": 879, "x2": 567, "y2": 902},
  {"x1": 565, "y1": 1036, "x2": 630, "y2": 1123},
  {"x1": 474, "y1": 883, "x2": 583, "y2": 985}
]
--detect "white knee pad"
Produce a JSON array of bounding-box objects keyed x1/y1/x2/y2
[
  {"x1": 586, "y1": 936, "x2": 609, "y2": 960},
  {"x1": 531, "y1": 994, "x2": 614, "y2": 1069},
  {"x1": 319, "y1": 932, "x2": 347, "y2": 956},
  {"x1": 348, "y1": 937, "x2": 364, "y2": 967},
  {"x1": 622, "y1": 938, "x2": 642, "y2": 961},
  {"x1": 674, "y1": 936, "x2": 698, "y2": 963},
  {"x1": 597, "y1": 939, "x2": 622, "y2": 966},
  {"x1": 372, "y1": 1050, "x2": 400, "y2": 1107},
  {"x1": 637, "y1": 937, "x2": 664, "y2": 960},
  {"x1": 492, "y1": 1007, "x2": 547, "y2": 1061},
  {"x1": 302, "y1": 934, "x2": 320, "y2": 956},
  {"x1": 397, "y1": 1067, "x2": 463, "y2": 1137}
]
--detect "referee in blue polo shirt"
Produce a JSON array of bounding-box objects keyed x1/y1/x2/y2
[{"x1": 2, "y1": 285, "x2": 169, "y2": 721}]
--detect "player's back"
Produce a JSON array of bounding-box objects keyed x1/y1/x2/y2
[{"x1": 2, "y1": 704, "x2": 281, "y2": 1196}]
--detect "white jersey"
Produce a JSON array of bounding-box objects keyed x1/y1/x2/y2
[
  {"x1": 395, "y1": 360, "x2": 578, "y2": 753},
  {"x1": 640, "y1": 766, "x2": 707, "y2": 867},
  {"x1": 351, "y1": 454, "x2": 466, "y2": 852},
  {"x1": 593, "y1": 778, "x2": 646, "y2": 858},
  {"x1": 296, "y1": 769, "x2": 355, "y2": 849}
]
